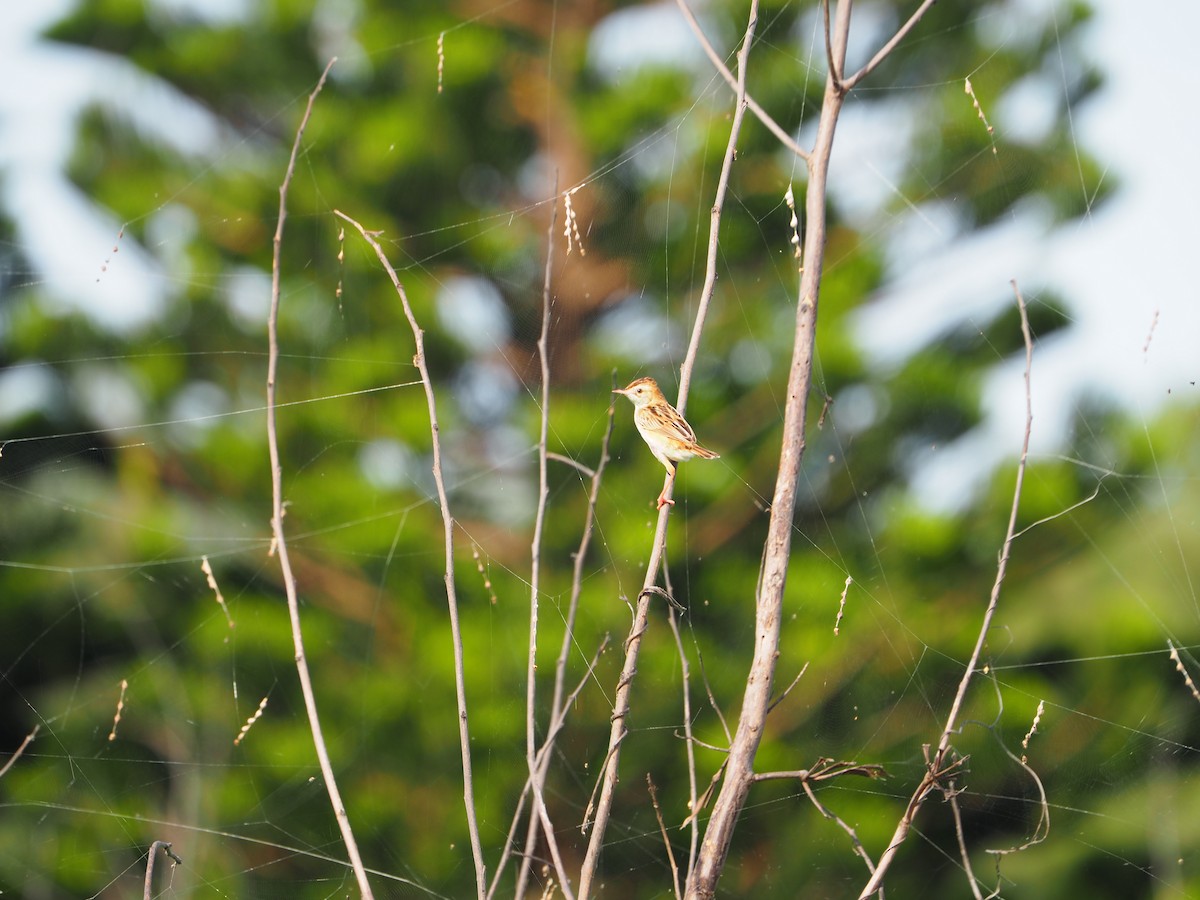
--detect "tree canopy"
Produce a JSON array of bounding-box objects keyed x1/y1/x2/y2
[{"x1": 2, "y1": 1, "x2": 1197, "y2": 898}]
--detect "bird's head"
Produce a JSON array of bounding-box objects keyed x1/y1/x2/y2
[{"x1": 613, "y1": 377, "x2": 665, "y2": 408}]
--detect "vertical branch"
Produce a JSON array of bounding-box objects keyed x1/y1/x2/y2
[
  {"x1": 333, "y1": 210, "x2": 488, "y2": 900},
  {"x1": 667, "y1": 609, "x2": 701, "y2": 879},
  {"x1": 676, "y1": 0, "x2": 758, "y2": 411},
  {"x1": 511, "y1": 392, "x2": 616, "y2": 900},
  {"x1": 578, "y1": 5, "x2": 759, "y2": 897},
  {"x1": 686, "y1": 2, "x2": 853, "y2": 896},
  {"x1": 265, "y1": 59, "x2": 375, "y2": 900},
  {"x1": 520, "y1": 181, "x2": 576, "y2": 899},
  {"x1": 857, "y1": 285, "x2": 1034, "y2": 898}
]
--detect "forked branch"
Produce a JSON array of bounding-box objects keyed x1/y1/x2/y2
[
  {"x1": 684, "y1": 1, "x2": 851, "y2": 893},
  {"x1": 577, "y1": 5, "x2": 759, "y2": 897}
]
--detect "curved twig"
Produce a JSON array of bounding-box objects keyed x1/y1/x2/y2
[
  {"x1": 143, "y1": 841, "x2": 183, "y2": 900},
  {"x1": 266, "y1": 59, "x2": 375, "y2": 900},
  {"x1": 334, "y1": 209, "x2": 488, "y2": 900}
]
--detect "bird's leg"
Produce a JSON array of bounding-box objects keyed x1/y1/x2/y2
[{"x1": 657, "y1": 466, "x2": 677, "y2": 509}]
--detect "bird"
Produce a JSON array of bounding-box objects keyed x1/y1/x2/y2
[{"x1": 612, "y1": 377, "x2": 719, "y2": 509}]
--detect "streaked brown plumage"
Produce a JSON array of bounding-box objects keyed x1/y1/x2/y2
[{"x1": 613, "y1": 377, "x2": 719, "y2": 508}]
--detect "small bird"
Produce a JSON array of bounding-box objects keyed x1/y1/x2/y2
[{"x1": 613, "y1": 377, "x2": 719, "y2": 509}]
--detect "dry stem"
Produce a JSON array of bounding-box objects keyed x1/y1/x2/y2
[
  {"x1": 517, "y1": 179, "x2": 576, "y2": 900},
  {"x1": 266, "y1": 58, "x2": 375, "y2": 900},
  {"x1": 577, "y1": 4, "x2": 759, "y2": 896},
  {"x1": 334, "y1": 209, "x2": 488, "y2": 899},
  {"x1": 857, "y1": 284, "x2": 1035, "y2": 898},
  {"x1": 143, "y1": 840, "x2": 182, "y2": 900},
  {"x1": 673, "y1": 0, "x2": 808, "y2": 161},
  {"x1": 0, "y1": 726, "x2": 39, "y2": 780},
  {"x1": 684, "y1": 0, "x2": 850, "y2": 891},
  {"x1": 505, "y1": 393, "x2": 615, "y2": 899}
]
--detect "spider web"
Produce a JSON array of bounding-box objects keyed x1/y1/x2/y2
[{"x1": 1, "y1": 1, "x2": 1198, "y2": 898}]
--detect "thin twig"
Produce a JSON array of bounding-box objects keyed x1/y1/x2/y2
[
  {"x1": 266, "y1": 58, "x2": 374, "y2": 900},
  {"x1": 752, "y1": 759, "x2": 888, "y2": 783},
  {"x1": 0, "y1": 726, "x2": 39, "y2": 780},
  {"x1": 494, "y1": 637, "x2": 611, "y2": 900},
  {"x1": 821, "y1": 0, "x2": 842, "y2": 90},
  {"x1": 667, "y1": 609, "x2": 701, "y2": 880},
  {"x1": 579, "y1": 7, "x2": 759, "y2": 898},
  {"x1": 801, "y1": 779, "x2": 878, "y2": 884},
  {"x1": 949, "y1": 783, "x2": 984, "y2": 900},
  {"x1": 508, "y1": 389, "x2": 615, "y2": 899},
  {"x1": 986, "y1": 742, "x2": 1050, "y2": 856},
  {"x1": 546, "y1": 451, "x2": 595, "y2": 479},
  {"x1": 694, "y1": 646, "x2": 732, "y2": 746},
  {"x1": 143, "y1": 841, "x2": 182, "y2": 900},
  {"x1": 673, "y1": 0, "x2": 809, "y2": 161},
  {"x1": 766, "y1": 662, "x2": 809, "y2": 714},
  {"x1": 676, "y1": 0, "x2": 758, "y2": 413},
  {"x1": 858, "y1": 284, "x2": 1035, "y2": 899},
  {"x1": 334, "y1": 209, "x2": 487, "y2": 900},
  {"x1": 519, "y1": 176, "x2": 576, "y2": 900},
  {"x1": 841, "y1": 0, "x2": 939, "y2": 91},
  {"x1": 648, "y1": 774, "x2": 683, "y2": 900}
]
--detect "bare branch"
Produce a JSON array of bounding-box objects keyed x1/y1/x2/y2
[
  {"x1": 516, "y1": 175, "x2": 576, "y2": 900},
  {"x1": 676, "y1": 0, "x2": 759, "y2": 414},
  {"x1": 695, "y1": 645, "x2": 732, "y2": 746},
  {"x1": 686, "y1": 5, "x2": 854, "y2": 892},
  {"x1": 752, "y1": 759, "x2": 888, "y2": 783},
  {"x1": 0, "y1": 726, "x2": 39, "y2": 780},
  {"x1": 801, "y1": 779, "x2": 878, "y2": 884},
  {"x1": 494, "y1": 636, "x2": 610, "y2": 899},
  {"x1": 579, "y1": 7, "x2": 760, "y2": 897},
  {"x1": 648, "y1": 774, "x2": 683, "y2": 900},
  {"x1": 335, "y1": 209, "x2": 487, "y2": 900},
  {"x1": 546, "y1": 451, "x2": 595, "y2": 479},
  {"x1": 857, "y1": 283, "x2": 1036, "y2": 898},
  {"x1": 511, "y1": 384, "x2": 616, "y2": 900},
  {"x1": 266, "y1": 58, "x2": 375, "y2": 900},
  {"x1": 674, "y1": 0, "x2": 809, "y2": 161},
  {"x1": 667, "y1": 609, "x2": 701, "y2": 880},
  {"x1": 949, "y1": 784, "x2": 984, "y2": 900},
  {"x1": 766, "y1": 661, "x2": 809, "y2": 715},
  {"x1": 143, "y1": 841, "x2": 182, "y2": 900},
  {"x1": 821, "y1": 0, "x2": 842, "y2": 90},
  {"x1": 842, "y1": 0, "x2": 939, "y2": 91}
]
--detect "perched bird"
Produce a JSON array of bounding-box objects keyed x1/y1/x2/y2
[{"x1": 613, "y1": 377, "x2": 719, "y2": 509}]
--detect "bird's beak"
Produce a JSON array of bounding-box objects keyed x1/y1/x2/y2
[{"x1": 612, "y1": 388, "x2": 627, "y2": 396}]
